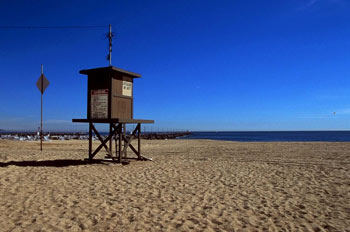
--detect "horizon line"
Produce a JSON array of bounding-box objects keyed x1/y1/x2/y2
[{"x1": 2, "y1": 129, "x2": 350, "y2": 133}]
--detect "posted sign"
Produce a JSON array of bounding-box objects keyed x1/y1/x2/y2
[
  {"x1": 122, "y1": 81, "x2": 132, "y2": 97},
  {"x1": 36, "y1": 74, "x2": 50, "y2": 94},
  {"x1": 91, "y1": 89, "x2": 108, "y2": 118}
]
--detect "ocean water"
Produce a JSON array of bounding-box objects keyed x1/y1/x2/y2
[{"x1": 183, "y1": 131, "x2": 350, "y2": 142}]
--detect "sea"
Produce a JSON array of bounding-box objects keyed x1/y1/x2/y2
[
  {"x1": 2, "y1": 130, "x2": 350, "y2": 142},
  {"x1": 182, "y1": 131, "x2": 350, "y2": 142}
]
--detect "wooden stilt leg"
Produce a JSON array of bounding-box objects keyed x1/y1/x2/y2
[
  {"x1": 109, "y1": 123, "x2": 113, "y2": 156},
  {"x1": 123, "y1": 123, "x2": 127, "y2": 158},
  {"x1": 138, "y1": 123, "x2": 141, "y2": 160},
  {"x1": 89, "y1": 122, "x2": 92, "y2": 160},
  {"x1": 114, "y1": 123, "x2": 118, "y2": 160},
  {"x1": 118, "y1": 124, "x2": 122, "y2": 163}
]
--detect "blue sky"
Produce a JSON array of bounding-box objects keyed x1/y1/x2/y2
[{"x1": 1, "y1": 0, "x2": 350, "y2": 131}]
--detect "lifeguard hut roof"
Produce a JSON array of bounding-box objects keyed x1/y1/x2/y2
[{"x1": 79, "y1": 66, "x2": 141, "y2": 78}]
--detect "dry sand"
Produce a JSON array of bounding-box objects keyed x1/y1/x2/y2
[{"x1": 0, "y1": 139, "x2": 349, "y2": 231}]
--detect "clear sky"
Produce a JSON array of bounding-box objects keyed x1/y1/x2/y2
[{"x1": 1, "y1": 0, "x2": 350, "y2": 132}]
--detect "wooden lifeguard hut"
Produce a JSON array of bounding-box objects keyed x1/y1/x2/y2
[{"x1": 72, "y1": 66, "x2": 154, "y2": 162}]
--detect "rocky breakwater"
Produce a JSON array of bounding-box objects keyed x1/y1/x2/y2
[
  {"x1": 141, "y1": 132, "x2": 191, "y2": 140},
  {"x1": 0, "y1": 132, "x2": 89, "y2": 141}
]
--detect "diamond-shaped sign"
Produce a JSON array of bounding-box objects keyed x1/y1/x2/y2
[{"x1": 36, "y1": 74, "x2": 50, "y2": 94}]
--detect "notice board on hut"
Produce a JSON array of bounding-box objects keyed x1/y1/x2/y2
[{"x1": 91, "y1": 89, "x2": 108, "y2": 119}]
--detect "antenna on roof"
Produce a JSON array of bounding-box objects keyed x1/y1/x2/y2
[{"x1": 107, "y1": 24, "x2": 114, "y2": 66}]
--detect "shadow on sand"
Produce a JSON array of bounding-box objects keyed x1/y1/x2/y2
[{"x1": 0, "y1": 159, "x2": 106, "y2": 167}]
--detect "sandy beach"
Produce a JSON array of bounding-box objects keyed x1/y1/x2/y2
[{"x1": 0, "y1": 139, "x2": 349, "y2": 231}]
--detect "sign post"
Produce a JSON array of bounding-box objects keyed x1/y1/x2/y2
[{"x1": 36, "y1": 64, "x2": 50, "y2": 151}]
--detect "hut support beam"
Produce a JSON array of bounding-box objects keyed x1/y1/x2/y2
[
  {"x1": 87, "y1": 122, "x2": 144, "y2": 162},
  {"x1": 73, "y1": 119, "x2": 153, "y2": 162}
]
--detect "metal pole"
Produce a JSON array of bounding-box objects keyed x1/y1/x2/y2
[
  {"x1": 109, "y1": 24, "x2": 112, "y2": 66},
  {"x1": 40, "y1": 64, "x2": 43, "y2": 151}
]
